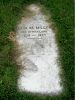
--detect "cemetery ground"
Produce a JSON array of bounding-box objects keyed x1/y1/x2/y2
[{"x1": 0, "y1": 0, "x2": 74, "y2": 100}]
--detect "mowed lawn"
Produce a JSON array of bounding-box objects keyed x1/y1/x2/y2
[{"x1": 0, "y1": 0, "x2": 74, "y2": 100}]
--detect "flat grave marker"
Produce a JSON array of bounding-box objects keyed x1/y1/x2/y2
[{"x1": 16, "y1": 4, "x2": 63, "y2": 95}]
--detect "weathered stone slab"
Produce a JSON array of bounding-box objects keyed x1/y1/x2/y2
[{"x1": 16, "y1": 4, "x2": 62, "y2": 95}]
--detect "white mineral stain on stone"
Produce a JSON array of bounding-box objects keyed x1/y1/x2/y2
[{"x1": 16, "y1": 4, "x2": 63, "y2": 95}]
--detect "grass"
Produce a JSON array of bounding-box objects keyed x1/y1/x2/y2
[{"x1": 0, "y1": 0, "x2": 74, "y2": 100}]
